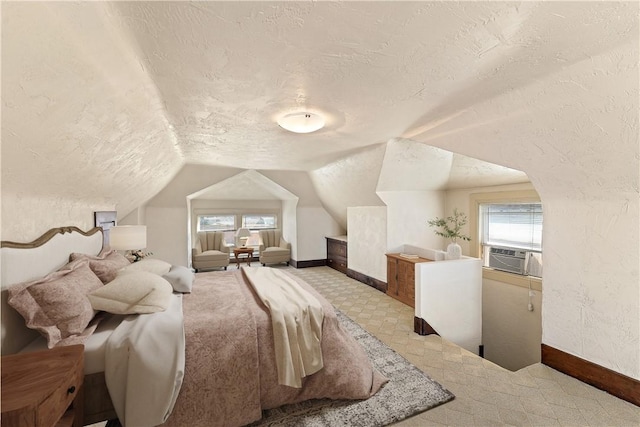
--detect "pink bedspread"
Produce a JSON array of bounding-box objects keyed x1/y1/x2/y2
[{"x1": 163, "y1": 269, "x2": 386, "y2": 427}]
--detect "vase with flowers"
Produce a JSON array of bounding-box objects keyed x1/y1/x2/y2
[
  {"x1": 125, "y1": 249, "x2": 153, "y2": 263},
  {"x1": 427, "y1": 208, "x2": 471, "y2": 260}
]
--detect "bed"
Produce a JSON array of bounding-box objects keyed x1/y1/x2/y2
[{"x1": 1, "y1": 227, "x2": 387, "y2": 426}]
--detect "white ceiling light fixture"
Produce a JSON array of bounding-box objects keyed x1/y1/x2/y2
[{"x1": 277, "y1": 112, "x2": 325, "y2": 134}]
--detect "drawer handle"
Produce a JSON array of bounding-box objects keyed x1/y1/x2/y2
[{"x1": 67, "y1": 386, "x2": 76, "y2": 395}]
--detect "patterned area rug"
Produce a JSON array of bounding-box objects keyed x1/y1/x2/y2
[{"x1": 250, "y1": 310, "x2": 455, "y2": 427}]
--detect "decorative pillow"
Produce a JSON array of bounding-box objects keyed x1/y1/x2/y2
[
  {"x1": 162, "y1": 266, "x2": 195, "y2": 293},
  {"x1": 88, "y1": 271, "x2": 173, "y2": 315},
  {"x1": 120, "y1": 258, "x2": 172, "y2": 276},
  {"x1": 70, "y1": 249, "x2": 130, "y2": 283},
  {"x1": 8, "y1": 260, "x2": 103, "y2": 348}
]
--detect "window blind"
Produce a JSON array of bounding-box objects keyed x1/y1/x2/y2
[{"x1": 480, "y1": 203, "x2": 542, "y2": 251}]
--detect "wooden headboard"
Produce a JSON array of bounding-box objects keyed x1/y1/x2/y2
[{"x1": 1, "y1": 226, "x2": 104, "y2": 355}]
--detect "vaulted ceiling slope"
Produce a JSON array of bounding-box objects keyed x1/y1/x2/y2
[{"x1": 1, "y1": 2, "x2": 637, "y2": 234}]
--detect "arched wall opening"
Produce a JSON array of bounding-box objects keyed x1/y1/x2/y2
[
  {"x1": 185, "y1": 170, "x2": 299, "y2": 269},
  {"x1": 333, "y1": 139, "x2": 544, "y2": 371}
]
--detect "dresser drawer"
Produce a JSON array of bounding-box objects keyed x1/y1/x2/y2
[
  {"x1": 327, "y1": 255, "x2": 348, "y2": 273},
  {"x1": 38, "y1": 365, "x2": 82, "y2": 426},
  {"x1": 327, "y1": 240, "x2": 347, "y2": 258},
  {"x1": 326, "y1": 237, "x2": 348, "y2": 274}
]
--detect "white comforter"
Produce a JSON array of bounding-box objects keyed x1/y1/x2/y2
[
  {"x1": 104, "y1": 294, "x2": 185, "y2": 427},
  {"x1": 242, "y1": 266, "x2": 324, "y2": 388}
]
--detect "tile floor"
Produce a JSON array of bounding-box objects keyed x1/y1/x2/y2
[
  {"x1": 91, "y1": 266, "x2": 640, "y2": 426},
  {"x1": 288, "y1": 266, "x2": 640, "y2": 427}
]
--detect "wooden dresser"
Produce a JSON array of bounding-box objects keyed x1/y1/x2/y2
[
  {"x1": 1, "y1": 345, "x2": 84, "y2": 427},
  {"x1": 386, "y1": 253, "x2": 431, "y2": 308},
  {"x1": 326, "y1": 236, "x2": 348, "y2": 274}
]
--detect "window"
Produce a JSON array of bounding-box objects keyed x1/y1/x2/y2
[
  {"x1": 241, "y1": 214, "x2": 277, "y2": 230},
  {"x1": 241, "y1": 214, "x2": 277, "y2": 246},
  {"x1": 479, "y1": 203, "x2": 543, "y2": 277},
  {"x1": 481, "y1": 204, "x2": 542, "y2": 250},
  {"x1": 195, "y1": 213, "x2": 278, "y2": 247},
  {"x1": 197, "y1": 215, "x2": 236, "y2": 232}
]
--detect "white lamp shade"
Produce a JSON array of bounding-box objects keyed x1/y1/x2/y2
[
  {"x1": 235, "y1": 228, "x2": 252, "y2": 238},
  {"x1": 109, "y1": 225, "x2": 147, "y2": 250}
]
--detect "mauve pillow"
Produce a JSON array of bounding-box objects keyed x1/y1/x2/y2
[
  {"x1": 70, "y1": 249, "x2": 130, "y2": 283},
  {"x1": 8, "y1": 259, "x2": 103, "y2": 348},
  {"x1": 163, "y1": 266, "x2": 195, "y2": 293}
]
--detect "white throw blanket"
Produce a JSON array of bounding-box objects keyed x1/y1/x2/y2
[
  {"x1": 242, "y1": 266, "x2": 324, "y2": 388},
  {"x1": 105, "y1": 294, "x2": 185, "y2": 427}
]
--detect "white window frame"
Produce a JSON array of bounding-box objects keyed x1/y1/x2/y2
[
  {"x1": 240, "y1": 214, "x2": 278, "y2": 230},
  {"x1": 469, "y1": 190, "x2": 543, "y2": 290},
  {"x1": 240, "y1": 214, "x2": 278, "y2": 246},
  {"x1": 196, "y1": 214, "x2": 236, "y2": 232},
  {"x1": 192, "y1": 208, "x2": 280, "y2": 247}
]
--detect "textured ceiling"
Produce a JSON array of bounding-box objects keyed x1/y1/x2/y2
[
  {"x1": 105, "y1": 1, "x2": 544, "y2": 171},
  {"x1": 2, "y1": 1, "x2": 636, "y2": 227}
]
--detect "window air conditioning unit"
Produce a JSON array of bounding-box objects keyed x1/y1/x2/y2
[{"x1": 488, "y1": 246, "x2": 527, "y2": 275}]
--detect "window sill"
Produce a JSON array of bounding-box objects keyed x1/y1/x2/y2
[{"x1": 482, "y1": 267, "x2": 542, "y2": 291}]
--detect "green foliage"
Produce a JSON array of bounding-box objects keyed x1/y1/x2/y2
[{"x1": 427, "y1": 208, "x2": 471, "y2": 243}]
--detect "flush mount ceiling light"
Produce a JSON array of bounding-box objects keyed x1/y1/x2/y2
[{"x1": 277, "y1": 112, "x2": 325, "y2": 134}]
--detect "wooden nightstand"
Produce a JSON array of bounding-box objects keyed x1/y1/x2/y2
[{"x1": 1, "y1": 345, "x2": 84, "y2": 427}]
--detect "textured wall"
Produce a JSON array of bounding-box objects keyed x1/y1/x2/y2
[
  {"x1": 407, "y1": 27, "x2": 639, "y2": 377},
  {"x1": 1, "y1": 2, "x2": 182, "y2": 241},
  {"x1": 379, "y1": 191, "x2": 445, "y2": 252},
  {"x1": 347, "y1": 207, "x2": 387, "y2": 282},
  {"x1": 310, "y1": 145, "x2": 387, "y2": 229},
  {"x1": 542, "y1": 197, "x2": 639, "y2": 377},
  {"x1": 296, "y1": 207, "x2": 343, "y2": 261},
  {"x1": 483, "y1": 278, "x2": 543, "y2": 371},
  {"x1": 377, "y1": 139, "x2": 453, "y2": 191}
]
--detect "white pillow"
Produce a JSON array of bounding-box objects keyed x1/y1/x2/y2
[
  {"x1": 88, "y1": 271, "x2": 173, "y2": 314},
  {"x1": 120, "y1": 258, "x2": 172, "y2": 276},
  {"x1": 163, "y1": 266, "x2": 195, "y2": 293}
]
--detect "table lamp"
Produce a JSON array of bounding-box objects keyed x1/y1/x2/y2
[
  {"x1": 236, "y1": 228, "x2": 251, "y2": 247},
  {"x1": 109, "y1": 225, "x2": 147, "y2": 261}
]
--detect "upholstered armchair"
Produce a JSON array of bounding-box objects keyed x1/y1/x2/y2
[
  {"x1": 192, "y1": 231, "x2": 231, "y2": 272},
  {"x1": 258, "y1": 229, "x2": 291, "y2": 266}
]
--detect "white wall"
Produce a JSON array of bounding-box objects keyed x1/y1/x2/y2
[
  {"x1": 145, "y1": 206, "x2": 189, "y2": 267},
  {"x1": 416, "y1": 257, "x2": 483, "y2": 355},
  {"x1": 483, "y1": 278, "x2": 542, "y2": 371},
  {"x1": 282, "y1": 199, "x2": 298, "y2": 260},
  {"x1": 378, "y1": 190, "x2": 445, "y2": 252},
  {"x1": 310, "y1": 145, "x2": 386, "y2": 229},
  {"x1": 0, "y1": 193, "x2": 115, "y2": 242},
  {"x1": 296, "y1": 207, "x2": 343, "y2": 261},
  {"x1": 347, "y1": 207, "x2": 387, "y2": 282},
  {"x1": 1, "y1": 2, "x2": 183, "y2": 238},
  {"x1": 542, "y1": 196, "x2": 639, "y2": 378}
]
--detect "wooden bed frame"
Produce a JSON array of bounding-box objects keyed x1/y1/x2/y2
[{"x1": 1, "y1": 226, "x2": 117, "y2": 424}]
